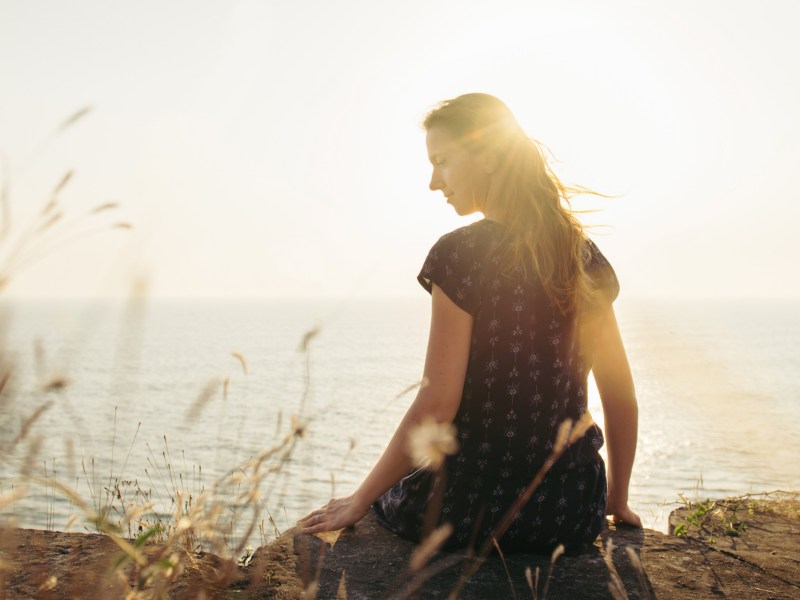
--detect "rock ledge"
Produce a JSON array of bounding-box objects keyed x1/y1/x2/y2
[
  {"x1": 294, "y1": 493, "x2": 800, "y2": 599},
  {"x1": 2, "y1": 493, "x2": 798, "y2": 598}
]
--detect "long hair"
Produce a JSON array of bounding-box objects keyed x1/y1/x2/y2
[{"x1": 423, "y1": 93, "x2": 593, "y2": 315}]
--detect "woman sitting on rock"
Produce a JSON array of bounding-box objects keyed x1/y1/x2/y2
[{"x1": 299, "y1": 93, "x2": 641, "y2": 554}]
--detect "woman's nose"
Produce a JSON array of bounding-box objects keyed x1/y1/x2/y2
[{"x1": 429, "y1": 170, "x2": 442, "y2": 191}]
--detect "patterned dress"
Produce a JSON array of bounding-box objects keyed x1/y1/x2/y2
[{"x1": 374, "y1": 219, "x2": 619, "y2": 555}]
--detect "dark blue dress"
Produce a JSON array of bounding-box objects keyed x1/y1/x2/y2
[{"x1": 374, "y1": 220, "x2": 618, "y2": 555}]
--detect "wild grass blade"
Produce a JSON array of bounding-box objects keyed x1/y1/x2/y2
[
  {"x1": 492, "y1": 537, "x2": 518, "y2": 600},
  {"x1": 56, "y1": 106, "x2": 92, "y2": 133}
]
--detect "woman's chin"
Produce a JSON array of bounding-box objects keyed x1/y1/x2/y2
[{"x1": 453, "y1": 206, "x2": 480, "y2": 217}]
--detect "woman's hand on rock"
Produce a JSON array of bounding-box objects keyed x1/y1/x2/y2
[
  {"x1": 607, "y1": 502, "x2": 642, "y2": 527},
  {"x1": 297, "y1": 494, "x2": 370, "y2": 534}
]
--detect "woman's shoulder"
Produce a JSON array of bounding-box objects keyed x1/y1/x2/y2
[
  {"x1": 582, "y1": 237, "x2": 620, "y2": 303},
  {"x1": 419, "y1": 220, "x2": 500, "y2": 283},
  {"x1": 434, "y1": 219, "x2": 504, "y2": 250}
]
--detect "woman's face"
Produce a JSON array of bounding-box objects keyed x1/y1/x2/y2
[{"x1": 426, "y1": 126, "x2": 490, "y2": 216}]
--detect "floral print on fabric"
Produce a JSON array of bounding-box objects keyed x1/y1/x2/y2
[{"x1": 374, "y1": 220, "x2": 619, "y2": 555}]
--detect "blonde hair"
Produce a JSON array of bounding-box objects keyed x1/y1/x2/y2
[{"x1": 424, "y1": 93, "x2": 594, "y2": 315}]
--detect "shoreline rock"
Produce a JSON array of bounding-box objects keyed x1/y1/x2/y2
[
  {"x1": 1, "y1": 492, "x2": 798, "y2": 598},
  {"x1": 293, "y1": 492, "x2": 800, "y2": 599}
]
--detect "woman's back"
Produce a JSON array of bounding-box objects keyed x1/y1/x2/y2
[
  {"x1": 375, "y1": 219, "x2": 617, "y2": 553},
  {"x1": 421, "y1": 219, "x2": 616, "y2": 471}
]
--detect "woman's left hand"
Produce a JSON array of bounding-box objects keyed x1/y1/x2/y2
[{"x1": 297, "y1": 494, "x2": 370, "y2": 534}]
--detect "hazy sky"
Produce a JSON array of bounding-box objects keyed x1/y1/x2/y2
[{"x1": 1, "y1": 0, "x2": 798, "y2": 299}]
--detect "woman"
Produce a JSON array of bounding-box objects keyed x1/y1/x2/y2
[{"x1": 299, "y1": 93, "x2": 640, "y2": 554}]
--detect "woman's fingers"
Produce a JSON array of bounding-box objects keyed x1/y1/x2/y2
[
  {"x1": 299, "y1": 517, "x2": 325, "y2": 534},
  {"x1": 297, "y1": 510, "x2": 320, "y2": 524},
  {"x1": 297, "y1": 511, "x2": 333, "y2": 535},
  {"x1": 609, "y1": 504, "x2": 642, "y2": 527},
  {"x1": 297, "y1": 502, "x2": 340, "y2": 532},
  {"x1": 300, "y1": 511, "x2": 342, "y2": 534},
  {"x1": 296, "y1": 495, "x2": 368, "y2": 534},
  {"x1": 299, "y1": 500, "x2": 337, "y2": 521}
]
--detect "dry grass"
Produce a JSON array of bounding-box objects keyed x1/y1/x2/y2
[
  {"x1": 1, "y1": 350, "x2": 307, "y2": 598},
  {"x1": 740, "y1": 490, "x2": 800, "y2": 520},
  {"x1": 0, "y1": 111, "x2": 313, "y2": 598}
]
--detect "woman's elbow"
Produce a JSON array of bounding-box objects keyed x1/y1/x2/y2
[
  {"x1": 600, "y1": 391, "x2": 638, "y2": 424},
  {"x1": 413, "y1": 382, "x2": 462, "y2": 423}
]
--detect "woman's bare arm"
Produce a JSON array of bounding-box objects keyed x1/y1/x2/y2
[
  {"x1": 298, "y1": 284, "x2": 472, "y2": 533},
  {"x1": 592, "y1": 306, "x2": 642, "y2": 527}
]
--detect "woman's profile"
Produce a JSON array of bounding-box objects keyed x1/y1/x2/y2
[{"x1": 299, "y1": 93, "x2": 640, "y2": 554}]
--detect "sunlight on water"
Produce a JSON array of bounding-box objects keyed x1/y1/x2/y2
[{"x1": 0, "y1": 296, "x2": 797, "y2": 544}]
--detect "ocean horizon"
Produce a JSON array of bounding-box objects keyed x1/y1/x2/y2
[{"x1": 0, "y1": 295, "x2": 797, "y2": 547}]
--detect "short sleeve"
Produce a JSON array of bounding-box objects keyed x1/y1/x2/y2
[
  {"x1": 417, "y1": 229, "x2": 481, "y2": 316},
  {"x1": 584, "y1": 239, "x2": 620, "y2": 305}
]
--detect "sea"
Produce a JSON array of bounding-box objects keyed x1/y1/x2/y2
[{"x1": 0, "y1": 296, "x2": 798, "y2": 549}]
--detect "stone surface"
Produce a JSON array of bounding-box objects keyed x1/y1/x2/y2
[
  {"x1": 294, "y1": 496, "x2": 800, "y2": 599},
  {"x1": 0, "y1": 527, "x2": 127, "y2": 598},
  {"x1": 0, "y1": 527, "x2": 292, "y2": 599},
  {"x1": 2, "y1": 494, "x2": 798, "y2": 598},
  {"x1": 666, "y1": 493, "x2": 800, "y2": 597},
  {"x1": 295, "y1": 510, "x2": 653, "y2": 599}
]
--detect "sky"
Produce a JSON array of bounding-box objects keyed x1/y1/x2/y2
[{"x1": 1, "y1": 0, "x2": 798, "y2": 299}]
